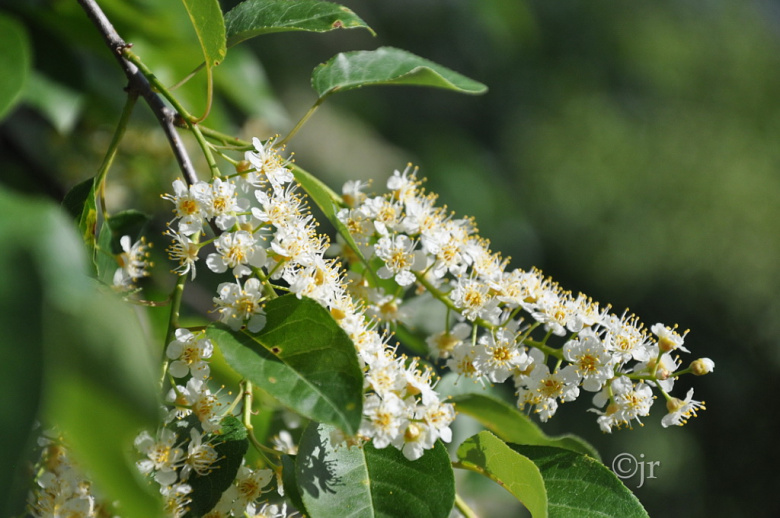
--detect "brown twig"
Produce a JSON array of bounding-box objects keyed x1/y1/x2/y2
[{"x1": 76, "y1": 0, "x2": 199, "y2": 186}]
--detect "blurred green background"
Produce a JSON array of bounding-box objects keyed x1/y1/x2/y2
[{"x1": 2, "y1": 0, "x2": 778, "y2": 516}]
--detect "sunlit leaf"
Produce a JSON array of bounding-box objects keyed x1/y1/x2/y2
[
  {"x1": 225, "y1": 0, "x2": 374, "y2": 47},
  {"x1": 311, "y1": 47, "x2": 488, "y2": 99},
  {"x1": 0, "y1": 13, "x2": 30, "y2": 121},
  {"x1": 206, "y1": 295, "x2": 363, "y2": 435},
  {"x1": 511, "y1": 445, "x2": 650, "y2": 518},
  {"x1": 296, "y1": 422, "x2": 455, "y2": 518},
  {"x1": 181, "y1": 0, "x2": 227, "y2": 68},
  {"x1": 456, "y1": 431, "x2": 547, "y2": 518},
  {"x1": 449, "y1": 392, "x2": 599, "y2": 459}
]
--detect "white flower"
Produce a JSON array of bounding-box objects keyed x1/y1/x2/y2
[
  {"x1": 387, "y1": 164, "x2": 418, "y2": 203},
  {"x1": 250, "y1": 502, "x2": 290, "y2": 518},
  {"x1": 165, "y1": 228, "x2": 201, "y2": 279},
  {"x1": 472, "y1": 327, "x2": 532, "y2": 383},
  {"x1": 245, "y1": 137, "x2": 294, "y2": 193},
  {"x1": 634, "y1": 351, "x2": 681, "y2": 392},
  {"x1": 651, "y1": 323, "x2": 691, "y2": 353},
  {"x1": 163, "y1": 179, "x2": 210, "y2": 235},
  {"x1": 365, "y1": 289, "x2": 410, "y2": 328},
  {"x1": 213, "y1": 278, "x2": 267, "y2": 332},
  {"x1": 418, "y1": 398, "x2": 455, "y2": 443},
  {"x1": 449, "y1": 276, "x2": 499, "y2": 322},
  {"x1": 167, "y1": 378, "x2": 223, "y2": 432},
  {"x1": 342, "y1": 179, "x2": 369, "y2": 208},
  {"x1": 252, "y1": 186, "x2": 310, "y2": 237},
  {"x1": 662, "y1": 388, "x2": 705, "y2": 427},
  {"x1": 206, "y1": 230, "x2": 267, "y2": 277},
  {"x1": 360, "y1": 195, "x2": 405, "y2": 236},
  {"x1": 593, "y1": 376, "x2": 655, "y2": 430},
  {"x1": 180, "y1": 428, "x2": 219, "y2": 480},
  {"x1": 364, "y1": 354, "x2": 407, "y2": 397},
  {"x1": 603, "y1": 312, "x2": 653, "y2": 364},
  {"x1": 112, "y1": 235, "x2": 152, "y2": 291},
  {"x1": 205, "y1": 177, "x2": 247, "y2": 231},
  {"x1": 166, "y1": 329, "x2": 214, "y2": 379},
  {"x1": 360, "y1": 393, "x2": 410, "y2": 449},
  {"x1": 374, "y1": 234, "x2": 426, "y2": 287},
  {"x1": 426, "y1": 322, "x2": 471, "y2": 359},
  {"x1": 227, "y1": 466, "x2": 274, "y2": 515},
  {"x1": 134, "y1": 428, "x2": 185, "y2": 486},
  {"x1": 516, "y1": 351, "x2": 580, "y2": 422},
  {"x1": 161, "y1": 483, "x2": 192, "y2": 518},
  {"x1": 284, "y1": 255, "x2": 344, "y2": 305},
  {"x1": 563, "y1": 328, "x2": 614, "y2": 392},
  {"x1": 393, "y1": 420, "x2": 436, "y2": 461}
]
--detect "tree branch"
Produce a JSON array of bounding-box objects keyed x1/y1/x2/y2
[{"x1": 76, "y1": 0, "x2": 199, "y2": 186}]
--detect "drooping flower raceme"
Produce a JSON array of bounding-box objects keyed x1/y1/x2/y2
[{"x1": 333, "y1": 165, "x2": 713, "y2": 431}]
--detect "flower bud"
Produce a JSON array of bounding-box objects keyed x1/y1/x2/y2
[
  {"x1": 690, "y1": 357, "x2": 714, "y2": 376},
  {"x1": 235, "y1": 159, "x2": 252, "y2": 174}
]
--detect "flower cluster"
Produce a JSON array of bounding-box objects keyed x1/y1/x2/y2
[
  {"x1": 336, "y1": 167, "x2": 714, "y2": 431},
  {"x1": 27, "y1": 432, "x2": 114, "y2": 518},
  {"x1": 133, "y1": 327, "x2": 281, "y2": 517},
  {"x1": 161, "y1": 138, "x2": 456, "y2": 466}
]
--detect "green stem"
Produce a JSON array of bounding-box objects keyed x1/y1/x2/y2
[
  {"x1": 122, "y1": 49, "x2": 220, "y2": 178},
  {"x1": 160, "y1": 274, "x2": 187, "y2": 386},
  {"x1": 95, "y1": 92, "x2": 138, "y2": 218},
  {"x1": 454, "y1": 493, "x2": 479, "y2": 518},
  {"x1": 524, "y1": 338, "x2": 563, "y2": 361},
  {"x1": 198, "y1": 125, "x2": 251, "y2": 149},
  {"x1": 169, "y1": 61, "x2": 205, "y2": 91},
  {"x1": 191, "y1": 124, "x2": 221, "y2": 179},
  {"x1": 122, "y1": 49, "x2": 194, "y2": 121},
  {"x1": 275, "y1": 95, "x2": 328, "y2": 149},
  {"x1": 242, "y1": 381, "x2": 280, "y2": 469},
  {"x1": 413, "y1": 271, "x2": 497, "y2": 331}
]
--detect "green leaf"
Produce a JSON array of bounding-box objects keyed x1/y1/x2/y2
[
  {"x1": 0, "y1": 13, "x2": 30, "y2": 121},
  {"x1": 0, "y1": 186, "x2": 163, "y2": 517},
  {"x1": 181, "y1": 0, "x2": 227, "y2": 68},
  {"x1": 0, "y1": 242, "x2": 44, "y2": 518},
  {"x1": 22, "y1": 71, "x2": 84, "y2": 134},
  {"x1": 456, "y1": 431, "x2": 547, "y2": 518},
  {"x1": 311, "y1": 47, "x2": 488, "y2": 99},
  {"x1": 106, "y1": 210, "x2": 152, "y2": 253},
  {"x1": 281, "y1": 454, "x2": 308, "y2": 515},
  {"x1": 510, "y1": 445, "x2": 650, "y2": 518},
  {"x1": 225, "y1": 0, "x2": 374, "y2": 47},
  {"x1": 62, "y1": 177, "x2": 98, "y2": 253},
  {"x1": 449, "y1": 392, "x2": 600, "y2": 460},
  {"x1": 185, "y1": 416, "x2": 249, "y2": 518},
  {"x1": 296, "y1": 422, "x2": 455, "y2": 518},
  {"x1": 206, "y1": 294, "x2": 363, "y2": 435}
]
